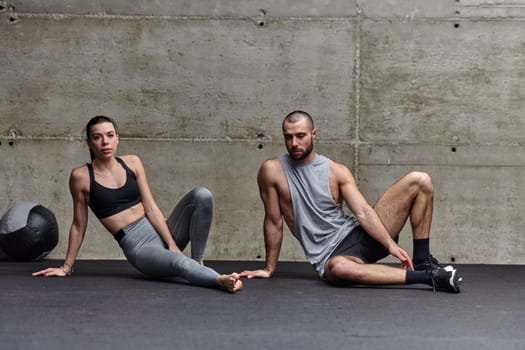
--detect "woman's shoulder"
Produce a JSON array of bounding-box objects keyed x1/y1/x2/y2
[
  {"x1": 118, "y1": 154, "x2": 145, "y2": 175},
  {"x1": 69, "y1": 164, "x2": 90, "y2": 191},
  {"x1": 71, "y1": 163, "x2": 89, "y2": 177},
  {"x1": 119, "y1": 154, "x2": 141, "y2": 164}
]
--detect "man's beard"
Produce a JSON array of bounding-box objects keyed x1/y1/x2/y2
[{"x1": 288, "y1": 141, "x2": 314, "y2": 161}]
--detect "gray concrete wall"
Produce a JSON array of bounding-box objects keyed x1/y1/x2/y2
[{"x1": 1, "y1": 0, "x2": 524, "y2": 264}]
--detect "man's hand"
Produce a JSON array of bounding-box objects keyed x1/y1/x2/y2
[
  {"x1": 239, "y1": 269, "x2": 272, "y2": 279},
  {"x1": 389, "y1": 244, "x2": 414, "y2": 271}
]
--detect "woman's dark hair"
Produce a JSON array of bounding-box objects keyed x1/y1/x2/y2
[{"x1": 85, "y1": 115, "x2": 118, "y2": 161}]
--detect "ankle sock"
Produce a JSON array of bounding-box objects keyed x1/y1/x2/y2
[
  {"x1": 412, "y1": 238, "x2": 430, "y2": 265},
  {"x1": 406, "y1": 270, "x2": 432, "y2": 285}
]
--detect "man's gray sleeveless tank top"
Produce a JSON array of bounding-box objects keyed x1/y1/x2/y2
[{"x1": 279, "y1": 154, "x2": 358, "y2": 277}]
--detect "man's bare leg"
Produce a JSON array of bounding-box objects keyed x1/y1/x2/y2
[
  {"x1": 324, "y1": 173, "x2": 461, "y2": 291},
  {"x1": 372, "y1": 171, "x2": 434, "y2": 240},
  {"x1": 324, "y1": 255, "x2": 460, "y2": 292},
  {"x1": 324, "y1": 256, "x2": 407, "y2": 285},
  {"x1": 372, "y1": 171, "x2": 435, "y2": 266}
]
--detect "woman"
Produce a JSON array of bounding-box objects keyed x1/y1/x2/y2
[{"x1": 33, "y1": 115, "x2": 242, "y2": 293}]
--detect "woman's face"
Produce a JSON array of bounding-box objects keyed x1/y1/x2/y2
[{"x1": 87, "y1": 122, "x2": 119, "y2": 160}]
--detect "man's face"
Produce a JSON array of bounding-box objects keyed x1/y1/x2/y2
[{"x1": 282, "y1": 118, "x2": 316, "y2": 162}]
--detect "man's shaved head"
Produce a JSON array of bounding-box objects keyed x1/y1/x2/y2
[{"x1": 282, "y1": 110, "x2": 315, "y2": 131}]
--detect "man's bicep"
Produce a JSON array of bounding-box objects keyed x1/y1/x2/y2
[
  {"x1": 259, "y1": 182, "x2": 281, "y2": 225},
  {"x1": 258, "y1": 168, "x2": 283, "y2": 226}
]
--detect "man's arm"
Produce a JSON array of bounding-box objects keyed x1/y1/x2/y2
[
  {"x1": 240, "y1": 160, "x2": 284, "y2": 278},
  {"x1": 334, "y1": 162, "x2": 413, "y2": 270}
]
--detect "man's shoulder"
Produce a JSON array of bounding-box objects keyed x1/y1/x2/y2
[
  {"x1": 328, "y1": 158, "x2": 352, "y2": 177},
  {"x1": 260, "y1": 156, "x2": 283, "y2": 169},
  {"x1": 258, "y1": 157, "x2": 285, "y2": 183},
  {"x1": 326, "y1": 160, "x2": 354, "y2": 191}
]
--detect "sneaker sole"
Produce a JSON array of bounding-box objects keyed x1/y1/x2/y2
[{"x1": 444, "y1": 266, "x2": 461, "y2": 293}]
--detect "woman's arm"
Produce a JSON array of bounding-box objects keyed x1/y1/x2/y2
[
  {"x1": 125, "y1": 155, "x2": 181, "y2": 253},
  {"x1": 32, "y1": 167, "x2": 90, "y2": 277}
]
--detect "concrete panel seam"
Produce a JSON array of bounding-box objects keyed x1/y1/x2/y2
[
  {"x1": 11, "y1": 12, "x2": 358, "y2": 21},
  {"x1": 11, "y1": 12, "x2": 525, "y2": 21},
  {"x1": 0, "y1": 135, "x2": 272, "y2": 143},
  {"x1": 361, "y1": 163, "x2": 525, "y2": 168},
  {"x1": 459, "y1": 3, "x2": 525, "y2": 8},
  {"x1": 3, "y1": 136, "x2": 520, "y2": 148},
  {"x1": 0, "y1": 136, "x2": 360, "y2": 146},
  {"x1": 354, "y1": 5, "x2": 362, "y2": 183}
]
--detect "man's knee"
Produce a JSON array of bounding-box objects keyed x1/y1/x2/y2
[
  {"x1": 324, "y1": 256, "x2": 362, "y2": 285},
  {"x1": 407, "y1": 171, "x2": 433, "y2": 194}
]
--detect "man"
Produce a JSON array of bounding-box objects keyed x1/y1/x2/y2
[{"x1": 240, "y1": 110, "x2": 462, "y2": 292}]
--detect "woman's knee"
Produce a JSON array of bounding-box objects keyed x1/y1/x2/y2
[{"x1": 190, "y1": 187, "x2": 213, "y2": 207}]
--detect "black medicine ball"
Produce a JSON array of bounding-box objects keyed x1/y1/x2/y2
[{"x1": 0, "y1": 202, "x2": 59, "y2": 261}]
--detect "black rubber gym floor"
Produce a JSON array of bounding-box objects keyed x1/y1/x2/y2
[{"x1": 1, "y1": 260, "x2": 524, "y2": 350}]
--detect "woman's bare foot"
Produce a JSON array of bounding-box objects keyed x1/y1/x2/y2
[{"x1": 217, "y1": 273, "x2": 243, "y2": 293}]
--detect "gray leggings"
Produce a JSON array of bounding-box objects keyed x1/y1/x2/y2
[
  {"x1": 117, "y1": 188, "x2": 219, "y2": 287},
  {"x1": 166, "y1": 187, "x2": 213, "y2": 262}
]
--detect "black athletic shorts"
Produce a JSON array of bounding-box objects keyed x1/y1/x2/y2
[{"x1": 328, "y1": 225, "x2": 397, "y2": 263}]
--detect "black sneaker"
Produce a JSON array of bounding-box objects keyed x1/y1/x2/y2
[
  {"x1": 414, "y1": 254, "x2": 452, "y2": 271},
  {"x1": 430, "y1": 266, "x2": 462, "y2": 293}
]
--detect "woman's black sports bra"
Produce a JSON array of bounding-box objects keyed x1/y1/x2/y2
[{"x1": 87, "y1": 157, "x2": 142, "y2": 219}]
